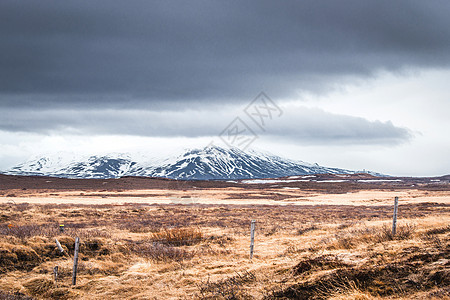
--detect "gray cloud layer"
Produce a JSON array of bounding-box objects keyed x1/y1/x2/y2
[
  {"x1": 2, "y1": 0, "x2": 448, "y2": 147},
  {"x1": 1, "y1": 0, "x2": 450, "y2": 109},
  {"x1": 0, "y1": 107, "x2": 411, "y2": 145}
]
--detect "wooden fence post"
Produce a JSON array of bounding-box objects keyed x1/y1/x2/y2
[
  {"x1": 250, "y1": 220, "x2": 256, "y2": 260},
  {"x1": 55, "y1": 238, "x2": 64, "y2": 253},
  {"x1": 392, "y1": 197, "x2": 399, "y2": 235},
  {"x1": 53, "y1": 266, "x2": 58, "y2": 287},
  {"x1": 72, "y1": 237, "x2": 80, "y2": 285}
]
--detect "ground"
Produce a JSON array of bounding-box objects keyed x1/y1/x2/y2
[{"x1": 0, "y1": 174, "x2": 448, "y2": 299}]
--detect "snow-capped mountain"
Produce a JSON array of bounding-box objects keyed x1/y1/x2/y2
[
  {"x1": 144, "y1": 147, "x2": 353, "y2": 179},
  {"x1": 6, "y1": 154, "x2": 140, "y2": 179},
  {"x1": 5, "y1": 146, "x2": 356, "y2": 180}
]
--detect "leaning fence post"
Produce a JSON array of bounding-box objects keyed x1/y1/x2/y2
[
  {"x1": 250, "y1": 220, "x2": 256, "y2": 259},
  {"x1": 55, "y1": 238, "x2": 64, "y2": 253},
  {"x1": 72, "y1": 237, "x2": 80, "y2": 285},
  {"x1": 392, "y1": 197, "x2": 399, "y2": 235}
]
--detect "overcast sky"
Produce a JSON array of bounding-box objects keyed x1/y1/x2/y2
[{"x1": 1, "y1": 0, "x2": 449, "y2": 176}]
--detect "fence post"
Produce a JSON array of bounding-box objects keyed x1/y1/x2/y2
[
  {"x1": 392, "y1": 197, "x2": 399, "y2": 235},
  {"x1": 250, "y1": 220, "x2": 256, "y2": 260},
  {"x1": 72, "y1": 237, "x2": 80, "y2": 285},
  {"x1": 55, "y1": 238, "x2": 64, "y2": 253},
  {"x1": 53, "y1": 266, "x2": 58, "y2": 287}
]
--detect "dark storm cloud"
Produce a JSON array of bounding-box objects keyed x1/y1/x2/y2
[{"x1": 1, "y1": 0, "x2": 450, "y2": 109}]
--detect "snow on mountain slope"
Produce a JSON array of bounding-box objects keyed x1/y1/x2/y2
[
  {"x1": 6, "y1": 153, "x2": 139, "y2": 179},
  {"x1": 4, "y1": 146, "x2": 356, "y2": 180},
  {"x1": 138, "y1": 146, "x2": 352, "y2": 180}
]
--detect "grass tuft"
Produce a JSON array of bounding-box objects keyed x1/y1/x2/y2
[
  {"x1": 130, "y1": 242, "x2": 194, "y2": 262},
  {"x1": 151, "y1": 227, "x2": 203, "y2": 246}
]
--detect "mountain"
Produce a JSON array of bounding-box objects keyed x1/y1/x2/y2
[
  {"x1": 145, "y1": 147, "x2": 353, "y2": 179},
  {"x1": 4, "y1": 146, "x2": 358, "y2": 180},
  {"x1": 6, "y1": 154, "x2": 138, "y2": 179}
]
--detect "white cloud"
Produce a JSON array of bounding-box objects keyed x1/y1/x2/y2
[{"x1": 271, "y1": 69, "x2": 450, "y2": 176}]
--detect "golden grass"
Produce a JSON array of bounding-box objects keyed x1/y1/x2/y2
[
  {"x1": 0, "y1": 201, "x2": 448, "y2": 299},
  {"x1": 150, "y1": 227, "x2": 203, "y2": 246}
]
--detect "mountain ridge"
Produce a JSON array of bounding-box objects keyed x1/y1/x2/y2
[{"x1": 3, "y1": 146, "x2": 377, "y2": 180}]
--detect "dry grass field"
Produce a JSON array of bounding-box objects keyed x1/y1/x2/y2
[{"x1": 0, "y1": 174, "x2": 449, "y2": 299}]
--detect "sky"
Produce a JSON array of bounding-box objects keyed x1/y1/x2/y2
[{"x1": 0, "y1": 0, "x2": 449, "y2": 176}]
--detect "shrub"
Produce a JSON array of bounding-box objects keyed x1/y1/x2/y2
[
  {"x1": 0, "y1": 224, "x2": 59, "y2": 240},
  {"x1": 375, "y1": 223, "x2": 416, "y2": 242},
  {"x1": 151, "y1": 227, "x2": 203, "y2": 246}
]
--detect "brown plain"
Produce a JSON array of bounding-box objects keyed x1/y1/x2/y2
[{"x1": 0, "y1": 174, "x2": 449, "y2": 299}]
